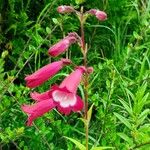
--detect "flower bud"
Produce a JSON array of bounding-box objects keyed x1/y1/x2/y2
[
  {"x1": 88, "y1": 9, "x2": 107, "y2": 21},
  {"x1": 57, "y1": 5, "x2": 74, "y2": 14},
  {"x1": 48, "y1": 32, "x2": 77, "y2": 57},
  {"x1": 87, "y1": 67, "x2": 94, "y2": 74}
]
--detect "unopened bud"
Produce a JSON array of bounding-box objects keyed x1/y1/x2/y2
[
  {"x1": 57, "y1": 5, "x2": 75, "y2": 14},
  {"x1": 87, "y1": 67, "x2": 94, "y2": 74},
  {"x1": 88, "y1": 9, "x2": 107, "y2": 21}
]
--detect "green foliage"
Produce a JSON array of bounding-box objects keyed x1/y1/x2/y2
[{"x1": 0, "y1": 0, "x2": 150, "y2": 149}]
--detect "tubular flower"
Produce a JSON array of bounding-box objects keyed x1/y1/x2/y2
[
  {"x1": 57, "y1": 5, "x2": 75, "y2": 13},
  {"x1": 25, "y1": 59, "x2": 71, "y2": 88},
  {"x1": 48, "y1": 32, "x2": 78, "y2": 57},
  {"x1": 88, "y1": 9, "x2": 107, "y2": 21},
  {"x1": 22, "y1": 98, "x2": 56, "y2": 126},
  {"x1": 30, "y1": 91, "x2": 50, "y2": 102},
  {"x1": 49, "y1": 66, "x2": 86, "y2": 115}
]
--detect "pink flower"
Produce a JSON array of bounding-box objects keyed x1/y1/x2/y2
[
  {"x1": 57, "y1": 5, "x2": 74, "y2": 13},
  {"x1": 22, "y1": 98, "x2": 56, "y2": 126},
  {"x1": 49, "y1": 66, "x2": 86, "y2": 115},
  {"x1": 48, "y1": 33, "x2": 78, "y2": 57},
  {"x1": 25, "y1": 59, "x2": 71, "y2": 88},
  {"x1": 87, "y1": 67, "x2": 94, "y2": 74},
  {"x1": 88, "y1": 9, "x2": 107, "y2": 21},
  {"x1": 30, "y1": 91, "x2": 50, "y2": 102}
]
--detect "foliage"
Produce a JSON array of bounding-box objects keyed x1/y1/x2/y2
[{"x1": 0, "y1": 0, "x2": 150, "y2": 149}]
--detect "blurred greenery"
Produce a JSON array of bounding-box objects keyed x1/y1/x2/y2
[{"x1": 0, "y1": 0, "x2": 150, "y2": 149}]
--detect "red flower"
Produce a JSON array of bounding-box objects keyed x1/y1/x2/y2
[
  {"x1": 25, "y1": 59, "x2": 71, "y2": 88},
  {"x1": 88, "y1": 9, "x2": 107, "y2": 21},
  {"x1": 48, "y1": 33, "x2": 78, "y2": 57},
  {"x1": 57, "y1": 5, "x2": 74, "y2": 13},
  {"x1": 49, "y1": 66, "x2": 86, "y2": 115}
]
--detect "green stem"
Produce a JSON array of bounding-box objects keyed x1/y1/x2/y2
[{"x1": 80, "y1": 7, "x2": 89, "y2": 150}]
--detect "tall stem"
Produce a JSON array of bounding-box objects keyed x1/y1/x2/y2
[{"x1": 80, "y1": 7, "x2": 89, "y2": 150}]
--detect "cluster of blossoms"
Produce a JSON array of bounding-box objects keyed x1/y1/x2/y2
[{"x1": 22, "y1": 5, "x2": 107, "y2": 126}]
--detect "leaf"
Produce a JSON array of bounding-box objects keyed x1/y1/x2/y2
[
  {"x1": 75, "y1": 0, "x2": 86, "y2": 5},
  {"x1": 91, "y1": 146, "x2": 114, "y2": 150},
  {"x1": 133, "y1": 31, "x2": 142, "y2": 40},
  {"x1": 87, "y1": 103, "x2": 94, "y2": 124},
  {"x1": 1, "y1": 50, "x2": 9, "y2": 59},
  {"x1": 79, "y1": 118, "x2": 88, "y2": 126},
  {"x1": 64, "y1": 136, "x2": 86, "y2": 150},
  {"x1": 52, "y1": 18, "x2": 59, "y2": 25},
  {"x1": 138, "y1": 109, "x2": 150, "y2": 125},
  {"x1": 118, "y1": 99, "x2": 133, "y2": 116},
  {"x1": 135, "y1": 83, "x2": 147, "y2": 103},
  {"x1": 114, "y1": 112, "x2": 132, "y2": 129},
  {"x1": 46, "y1": 27, "x2": 51, "y2": 34},
  {"x1": 117, "y1": 133, "x2": 133, "y2": 145},
  {"x1": 138, "y1": 124, "x2": 150, "y2": 133},
  {"x1": 125, "y1": 88, "x2": 135, "y2": 101}
]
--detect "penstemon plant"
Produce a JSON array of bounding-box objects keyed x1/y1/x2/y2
[{"x1": 22, "y1": 5, "x2": 107, "y2": 150}]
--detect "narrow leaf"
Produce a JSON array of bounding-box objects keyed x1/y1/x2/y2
[
  {"x1": 117, "y1": 133, "x2": 133, "y2": 145},
  {"x1": 118, "y1": 99, "x2": 133, "y2": 116},
  {"x1": 91, "y1": 146, "x2": 114, "y2": 150},
  {"x1": 64, "y1": 136, "x2": 86, "y2": 150},
  {"x1": 114, "y1": 112, "x2": 132, "y2": 129},
  {"x1": 88, "y1": 103, "x2": 94, "y2": 124},
  {"x1": 79, "y1": 118, "x2": 88, "y2": 126},
  {"x1": 138, "y1": 109, "x2": 150, "y2": 125},
  {"x1": 75, "y1": 0, "x2": 86, "y2": 5}
]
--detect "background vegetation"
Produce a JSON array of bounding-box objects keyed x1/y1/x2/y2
[{"x1": 0, "y1": 0, "x2": 150, "y2": 149}]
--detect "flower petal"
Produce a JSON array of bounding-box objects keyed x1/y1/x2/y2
[
  {"x1": 30, "y1": 91, "x2": 50, "y2": 101},
  {"x1": 59, "y1": 66, "x2": 86, "y2": 93},
  {"x1": 52, "y1": 90, "x2": 77, "y2": 107},
  {"x1": 72, "y1": 95, "x2": 84, "y2": 112},
  {"x1": 50, "y1": 86, "x2": 84, "y2": 115}
]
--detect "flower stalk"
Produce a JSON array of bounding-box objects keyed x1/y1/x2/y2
[{"x1": 80, "y1": 6, "x2": 89, "y2": 150}]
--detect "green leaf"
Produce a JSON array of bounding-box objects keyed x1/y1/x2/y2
[
  {"x1": 79, "y1": 118, "x2": 88, "y2": 126},
  {"x1": 135, "y1": 83, "x2": 147, "y2": 103},
  {"x1": 64, "y1": 136, "x2": 86, "y2": 150},
  {"x1": 117, "y1": 133, "x2": 133, "y2": 145},
  {"x1": 87, "y1": 103, "x2": 94, "y2": 124},
  {"x1": 125, "y1": 88, "x2": 135, "y2": 101},
  {"x1": 46, "y1": 27, "x2": 51, "y2": 34},
  {"x1": 91, "y1": 146, "x2": 114, "y2": 150},
  {"x1": 118, "y1": 99, "x2": 133, "y2": 116},
  {"x1": 114, "y1": 112, "x2": 132, "y2": 129},
  {"x1": 75, "y1": 0, "x2": 86, "y2": 5},
  {"x1": 1, "y1": 50, "x2": 9, "y2": 59},
  {"x1": 133, "y1": 31, "x2": 142, "y2": 40},
  {"x1": 138, "y1": 124, "x2": 150, "y2": 133},
  {"x1": 138, "y1": 109, "x2": 150, "y2": 125},
  {"x1": 52, "y1": 18, "x2": 59, "y2": 25}
]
